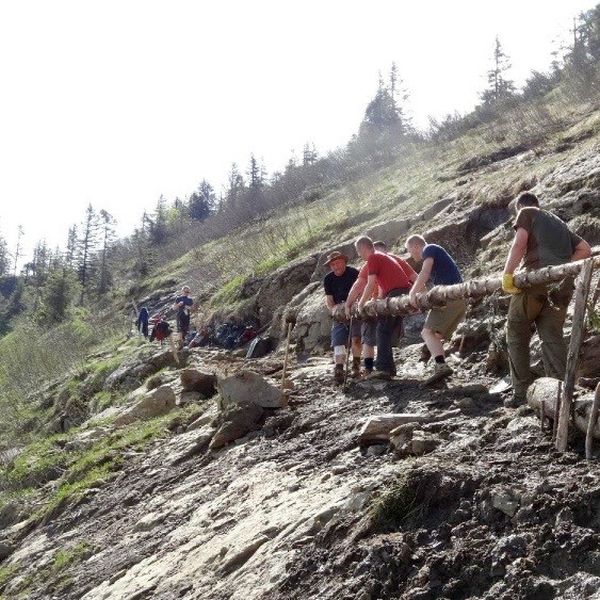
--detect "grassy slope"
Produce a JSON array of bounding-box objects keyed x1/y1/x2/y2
[{"x1": 138, "y1": 95, "x2": 600, "y2": 316}]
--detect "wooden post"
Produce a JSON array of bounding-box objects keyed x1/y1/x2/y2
[
  {"x1": 343, "y1": 317, "x2": 354, "y2": 391},
  {"x1": 552, "y1": 380, "x2": 561, "y2": 442},
  {"x1": 540, "y1": 400, "x2": 546, "y2": 432},
  {"x1": 556, "y1": 258, "x2": 595, "y2": 452},
  {"x1": 586, "y1": 383, "x2": 600, "y2": 460},
  {"x1": 168, "y1": 334, "x2": 180, "y2": 365},
  {"x1": 281, "y1": 322, "x2": 293, "y2": 392}
]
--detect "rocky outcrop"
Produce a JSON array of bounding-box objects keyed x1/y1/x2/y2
[
  {"x1": 113, "y1": 385, "x2": 177, "y2": 426},
  {"x1": 180, "y1": 369, "x2": 217, "y2": 397},
  {"x1": 217, "y1": 371, "x2": 286, "y2": 410},
  {"x1": 104, "y1": 349, "x2": 187, "y2": 392}
]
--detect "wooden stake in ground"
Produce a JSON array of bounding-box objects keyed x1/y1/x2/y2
[
  {"x1": 552, "y1": 380, "x2": 561, "y2": 442},
  {"x1": 556, "y1": 258, "x2": 595, "y2": 452},
  {"x1": 281, "y1": 322, "x2": 293, "y2": 393},
  {"x1": 586, "y1": 383, "x2": 600, "y2": 460},
  {"x1": 168, "y1": 334, "x2": 180, "y2": 366},
  {"x1": 343, "y1": 317, "x2": 354, "y2": 391}
]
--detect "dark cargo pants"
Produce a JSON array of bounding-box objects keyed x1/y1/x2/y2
[{"x1": 506, "y1": 280, "x2": 574, "y2": 399}]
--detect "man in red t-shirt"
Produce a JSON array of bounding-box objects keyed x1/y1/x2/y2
[
  {"x1": 345, "y1": 241, "x2": 417, "y2": 376},
  {"x1": 351, "y1": 236, "x2": 416, "y2": 379}
]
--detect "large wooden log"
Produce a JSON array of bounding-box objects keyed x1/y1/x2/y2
[
  {"x1": 528, "y1": 377, "x2": 600, "y2": 439},
  {"x1": 556, "y1": 258, "x2": 595, "y2": 451},
  {"x1": 333, "y1": 253, "x2": 600, "y2": 322}
]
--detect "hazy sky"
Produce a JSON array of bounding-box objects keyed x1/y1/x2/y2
[{"x1": 0, "y1": 0, "x2": 596, "y2": 258}]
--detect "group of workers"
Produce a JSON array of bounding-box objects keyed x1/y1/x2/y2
[{"x1": 324, "y1": 191, "x2": 592, "y2": 407}]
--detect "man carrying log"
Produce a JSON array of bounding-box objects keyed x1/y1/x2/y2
[
  {"x1": 352, "y1": 236, "x2": 416, "y2": 380},
  {"x1": 323, "y1": 251, "x2": 362, "y2": 384},
  {"x1": 406, "y1": 235, "x2": 467, "y2": 384},
  {"x1": 502, "y1": 191, "x2": 592, "y2": 407},
  {"x1": 344, "y1": 240, "x2": 417, "y2": 377}
]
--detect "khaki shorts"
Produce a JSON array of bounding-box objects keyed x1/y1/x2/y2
[{"x1": 424, "y1": 299, "x2": 467, "y2": 339}]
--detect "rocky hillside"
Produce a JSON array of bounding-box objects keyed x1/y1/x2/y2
[{"x1": 1, "y1": 105, "x2": 600, "y2": 599}]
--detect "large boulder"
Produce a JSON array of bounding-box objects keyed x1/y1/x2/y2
[
  {"x1": 180, "y1": 369, "x2": 217, "y2": 397},
  {"x1": 114, "y1": 385, "x2": 176, "y2": 426},
  {"x1": 253, "y1": 254, "x2": 319, "y2": 325},
  {"x1": 104, "y1": 349, "x2": 187, "y2": 392},
  {"x1": 286, "y1": 285, "x2": 331, "y2": 354},
  {"x1": 217, "y1": 371, "x2": 286, "y2": 410},
  {"x1": 209, "y1": 402, "x2": 265, "y2": 450}
]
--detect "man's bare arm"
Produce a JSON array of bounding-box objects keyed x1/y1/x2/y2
[
  {"x1": 503, "y1": 228, "x2": 529, "y2": 274},
  {"x1": 358, "y1": 275, "x2": 377, "y2": 308},
  {"x1": 572, "y1": 239, "x2": 592, "y2": 261}
]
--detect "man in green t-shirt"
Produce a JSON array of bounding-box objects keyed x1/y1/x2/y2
[{"x1": 502, "y1": 192, "x2": 592, "y2": 407}]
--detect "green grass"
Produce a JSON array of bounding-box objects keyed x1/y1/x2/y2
[
  {"x1": 370, "y1": 471, "x2": 422, "y2": 530},
  {"x1": 52, "y1": 542, "x2": 91, "y2": 572},
  {"x1": 210, "y1": 275, "x2": 246, "y2": 307}
]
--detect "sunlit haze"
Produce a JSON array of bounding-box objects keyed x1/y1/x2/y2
[{"x1": 0, "y1": 0, "x2": 595, "y2": 257}]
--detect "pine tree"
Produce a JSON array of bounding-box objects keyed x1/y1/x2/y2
[
  {"x1": 302, "y1": 143, "x2": 318, "y2": 166},
  {"x1": 12, "y1": 225, "x2": 24, "y2": 276},
  {"x1": 98, "y1": 209, "x2": 116, "y2": 294},
  {"x1": 77, "y1": 204, "x2": 99, "y2": 304},
  {"x1": 359, "y1": 67, "x2": 410, "y2": 139},
  {"x1": 0, "y1": 232, "x2": 9, "y2": 277},
  {"x1": 225, "y1": 163, "x2": 245, "y2": 206},
  {"x1": 65, "y1": 226, "x2": 78, "y2": 269},
  {"x1": 481, "y1": 36, "x2": 515, "y2": 105},
  {"x1": 40, "y1": 264, "x2": 73, "y2": 324},
  {"x1": 149, "y1": 195, "x2": 168, "y2": 245},
  {"x1": 189, "y1": 180, "x2": 216, "y2": 220}
]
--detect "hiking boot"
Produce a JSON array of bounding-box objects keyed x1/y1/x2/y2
[
  {"x1": 503, "y1": 394, "x2": 526, "y2": 408},
  {"x1": 424, "y1": 362, "x2": 453, "y2": 386},
  {"x1": 366, "y1": 370, "x2": 392, "y2": 381},
  {"x1": 352, "y1": 357, "x2": 362, "y2": 379},
  {"x1": 334, "y1": 364, "x2": 345, "y2": 385}
]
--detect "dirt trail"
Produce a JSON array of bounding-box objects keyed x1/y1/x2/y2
[{"x1": 5, "y1": 344, "x2": 600, "y2": 600}]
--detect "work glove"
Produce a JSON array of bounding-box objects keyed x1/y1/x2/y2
[{"x1": 502, "y1": 273, "x2": 521, "y2": 295}]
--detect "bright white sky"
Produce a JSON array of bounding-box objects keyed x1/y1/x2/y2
[{"x1": 0, "y1": 0, "x2": 596, "y2": 259}]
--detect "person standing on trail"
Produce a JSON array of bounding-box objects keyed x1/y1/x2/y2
[
  {"x1": 406, "y1": 235, "x2": 466, "y2": 384},
  {"x1": 353, "y1": 236, "x2": 415, "y2": 380},
  {"x1": 174, "y1": 285, "x2": 194, "y2": 349},
  {"x1": 502, "y1": 191, "x2": 591, "y2": 407},
  {"x1": 345, "y1": 240, "x2": 417, "y2": 377},
  {"x1": 136, "y1": 306, "x2": 150, "y2": 339},
  {"x1": 323, "y1": 251, "x2": 362, "y2": 384}
]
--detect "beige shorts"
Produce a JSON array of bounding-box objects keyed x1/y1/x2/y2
[{"x1": 424, "y1": 299, "x2": 467, "y2": 339}]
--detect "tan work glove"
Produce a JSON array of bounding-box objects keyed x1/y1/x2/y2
[{"x1": 502, "y1": 273, "x2": 521, "y2": 295}]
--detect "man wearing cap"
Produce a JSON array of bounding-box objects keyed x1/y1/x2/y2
[
  {"x1": 323, "y1": 251, "x2": 362, "y2": 384},
  {"x1": 353, "y1": 236, "x2": 416, "y2": 379}
]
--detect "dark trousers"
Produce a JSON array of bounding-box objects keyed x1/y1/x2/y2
[
  {"x1": 375, "y1": 288, "x2": 409, "y2": 374},
  {"x1": 140, "y1": 322, "x2": 149, "y2": 338}
]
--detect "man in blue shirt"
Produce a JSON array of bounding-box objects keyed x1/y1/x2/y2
[{"x1": 406, "y1": 235, "x2": 466, "y2": 384}]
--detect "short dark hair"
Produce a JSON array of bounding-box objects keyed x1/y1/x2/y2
[
  {"x1": 373, "y1": 240, "x2": 387, "y2": 250},
  {"x1": 355, "y1": 236, "x2": 374, "y2": 250},
  {"x1": 516, "y1": 192, "x2": 539, "y2": 207}
]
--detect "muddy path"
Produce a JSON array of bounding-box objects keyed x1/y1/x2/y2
[{"x1": 6, "y1": 346, "x2": 600, "y2": 600}]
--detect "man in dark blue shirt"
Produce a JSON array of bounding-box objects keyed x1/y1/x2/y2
[
  {"x1": 323, "y1": 251, "x2": 362, "y2": 384},
  {"x1": 406, "y1": 235, "x2": 466, "y2": 384}
]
